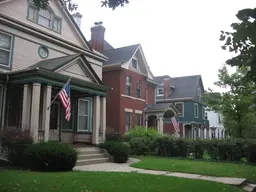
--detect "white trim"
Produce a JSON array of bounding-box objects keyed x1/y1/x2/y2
[
  {"x1": 175, "y1": 102, "x2": 184, "y2": 117},
  {"x1": 124, "y1": 108, "x2": 133, "y2": 113},
  {"x1": 121, "y1": 94, "x2": 145, "y2": 102},
  {"x1": 77, "y1": 98, "x2": 90, "y2": 132},
  {"x1": 202, "y1": 106, "x2": 205, "y2": 119},
  {"x1": 0, "y1": 31, "x2": 13, "y2": 68},
  {"x1": 135, "y1": 110, "x2": 142, "y2": 114},
  {"x1": 194, "y1": 103, "x2": 198, "y2": 118}
]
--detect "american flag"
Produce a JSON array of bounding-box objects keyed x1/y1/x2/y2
[
  {"x1": 59, "y1": 79, "x2": 71, "y2": 121},
  {"x1": 171, "y1": 116, "x2": 180, "y2": 132}
]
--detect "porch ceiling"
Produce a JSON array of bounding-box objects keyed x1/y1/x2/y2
[{"x1": 1, "y1": 68, "x2": 110, "y2": 96}]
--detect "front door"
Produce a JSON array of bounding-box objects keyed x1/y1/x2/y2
[{"x1": 49, "y1": 102, "x2": 60, "y2": 141}]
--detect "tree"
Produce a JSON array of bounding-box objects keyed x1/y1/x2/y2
[
  {"x1": 220, "y1": 8, "x2": 256, "y2": 83},
  {"x1": 204, "y1": 65, "x2": 256, "y2": 138},
  {"x1": 31, "y1": 0, "x2": 129, "y2": 11}
]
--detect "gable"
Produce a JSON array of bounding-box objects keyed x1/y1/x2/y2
[
  {"x1": 0, "y1": 0, "x2": 90, "y2": 50},
  {"x1": 56, "y1": 58, "x2": 100, "y2": 83}
]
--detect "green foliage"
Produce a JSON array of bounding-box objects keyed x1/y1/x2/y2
[
  {"x1": 129, "y1": 137, "x2": 150, "y2": 155},
  {"x1": 24, "y1": 142, "x2": 78, "y2": 172},
  {"x1": 0, "y1": 129, "x2": 33, "y2": 166},
  {"x1": 125, "y1": 126, "x2": 163, "y2": 140},
  {"x1": 99, "y1": 141, "x2": 130, "y2": 163},
  {"x1": 220, "y1": 8, "x2": 256, "y2": 83},
  {"x1": 31, "y1": 0, "x2": 129, "y2": 11}
]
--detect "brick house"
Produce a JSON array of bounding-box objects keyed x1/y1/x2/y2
[
  {"x1": 154, "y1": 75, "x2": 209, "y2": 138},
  {"x1": 89, "y1": 23, "x2": 179, "y2": 134}
]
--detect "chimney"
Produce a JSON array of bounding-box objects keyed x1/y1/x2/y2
[
  {"x1": 72, "y1": 12, "x2": 83, "y2": 28},
  {"x1": 163, "y1": 77, "x2": 171, "y2": 98},
  {"x1": 90, "y1": 22, "x2": 105, "y2": 53}
]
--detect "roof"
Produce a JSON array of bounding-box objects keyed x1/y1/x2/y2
[
  {"x1": 103, "y1": 44, "x2": 140, "y2": 66},
  {"x1": 104, "y1": 40, "x2": 114, "y2": 50},
  {"x1": 145, "y1": 103, "x2": 179, "y2": 113},
  {"x1": 29, "y1": 54, "x2": 103, "y2": 84},
  {"x1": 155, "y1": 75, "x2": 202, "y2": 100}
]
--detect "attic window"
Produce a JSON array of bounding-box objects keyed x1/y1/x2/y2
[
  {"x1": 157, "y1": 88, "x2": 163, "y2": 96},
  {"x1": 132, "y1": 59, "x2": 138, "y2": 69}
]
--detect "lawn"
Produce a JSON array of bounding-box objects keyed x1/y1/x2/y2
[
  {"x1": 0, "y1": 169, "x2": 244, "y2": 192},
  {"x1": 131, "y1": 157, "x2": 256, "y2": 182}
]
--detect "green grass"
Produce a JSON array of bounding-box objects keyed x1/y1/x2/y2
[
  {"x1": 0, "y1": 170, "x2": 243, "y2": 192},
  {"x1": 131, "y1": 157, "x2": 256, "y2": 182}
]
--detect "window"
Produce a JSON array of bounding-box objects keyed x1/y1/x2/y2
[
  {"x1": 132, "y1": 59, "x2": 138, "y2": 69},
  {"x1": 175, "y1": 102, "x2": 184, "y2": 116},
  {"x1": 202, "y1": 106, "x2": 205, "y2": 119},
  {"x1": 0, "y1": 32, "x2": 12, "y2": 67},
  {"x1": 27, "y1": 4, "x2": 62, "y2": 33},
  {"x1": 77, "y1": 99, "x2": 90, "y2": 131},
  {"x1": 53, "y1": 18, "x2": 61, "y2": 33},
  {"x1": 125, "y1": 112, "x2": 132, "y2": 131},
  {"x1": 205, "y1": 112, "x2": 208, "y2": 120},
  {"x1": 197, "y1": 87, "x2": 202, "y2": 101},
  {"x1": 157, "y1": 88, "x2": 163, "y2": 96},
  {"x1": 194, "y1": 103, "x2": 198, "y2": 118},
  {"x1": 136, "y1": 114, "x2": 142, "y2": 126},
  {"x1": 126, "y1": 76, "x2": 132, "y2": 96},
  {"x1": 38, "y1": 46, "x2": 49, "y2": 59},
  {"x1": 136, "y1": 81, "x2": 141, "y2": 98}
]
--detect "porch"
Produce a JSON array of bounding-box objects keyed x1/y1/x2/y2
[
  {"x1": 184, "y1": 123, "x2": 210, "y2": 139},
  {"x1": 0, "y1": 67, "x2": 109, "y2": 145}
]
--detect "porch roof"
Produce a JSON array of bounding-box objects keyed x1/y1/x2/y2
[
  {"x1": 145, "y1": 103, "x2": 179, "y2": 114},
  {"x1": 0, "y1": 68, "x2": 110, "y2": 96}
]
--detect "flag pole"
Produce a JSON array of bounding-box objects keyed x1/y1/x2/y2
[{"x1": 47, "y1": 77, "x2": 72, "y2": 110}]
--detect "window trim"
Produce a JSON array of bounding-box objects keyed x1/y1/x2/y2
[
  {"x1": 131, "y1": 58, "x2": 138, "y2": 69},
  {"x1": 157, "y1": 88, "x2": 164, "y2": 96},
  {"x1": 194, "y1": 103, "x2": 198, "y2": 118},
  {"x1": 27, "y1": 3, "x2": 62, "y2": 34},
  {"x1": 0, "y1": 31, "x2": 14, "y2": 69},
  {"x1": 77, "y1": 98, "x2": 92, "y2": 132},
  {"x1": 175, "y1": 102, "x2": 184, "y2": 117},
  {"x1": 202, "y1": 106, "x2": 205, "y2": 119}
]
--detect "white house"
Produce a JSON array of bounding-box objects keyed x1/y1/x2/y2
[{"x1": 205, "y1": 109, "x2": 225, "y2": 139}]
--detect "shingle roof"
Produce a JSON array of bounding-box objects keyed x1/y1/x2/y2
[
  {"x1": 104, "y1": 40, "x2": 114, "y2": 50},
  {"x1": 103, "y1": 44, "x2": 140, "y2": 66},
  {"x1": 145, "y1": 103, "x2": 171, "y2": 111},
  {"x1": 29, "y1": 54, "x2": 80, "y2": 71},
  {"x1": 154, "y1": 75, "x2": 202, "y2": 100}
]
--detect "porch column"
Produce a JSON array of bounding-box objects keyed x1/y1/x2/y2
[
  {"x1": 92, "y1": 96, "x2": 100, "y2": 144},
  {"x1": 30, "y1": 83, "x2": 41, "y2": 142},
  {"x1": 192, "y1": 127, "x2": 194, "y2": 139},
  {"x1": 209, "y1": 128, "x2": 212, "y2": 139},
  {"x1": 158, "y1": 116, "x2": 163, "y2": 133},
  {"x1": 42, "y1": 85, "x2": 52, "y2": 142},
  {"x1": 100, "y1": 97, "x2": 106, "y2": 143},
  {"x1": 198, "y1": 126, "x2": 201, "y2": 138},
  {"x1": 204, "y1": 128, "x2": 207, "y2": 139},
  {"x1": 145, "y1": 117, "x2": 148, "y2": 128},
  {"x1": 21, "y1": 84, "x2": 32, "y2": 131}
]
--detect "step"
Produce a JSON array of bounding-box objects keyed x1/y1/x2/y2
[
  {"x1": 243, "y1": 183, "x2": 256, "y2": 192},
  {"x1": 76, "y1": 148, "x2": 104, "y2": 155},
  {"x1": 76, "y1": 158, "x2": 110, "y2": 166},
  {"x1": 78, "y1": 154, "x2": 106, "y2": 160}
]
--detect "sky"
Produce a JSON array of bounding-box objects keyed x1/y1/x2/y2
[{"x1": 74, "y1": 0, "x2": 256, "y2": 91}]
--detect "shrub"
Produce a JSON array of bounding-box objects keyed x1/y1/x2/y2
[
  {"x1": 193, "y1": 139, "x2": 205, "y2": 159},
  {"x1": 0, "y1": 129, "x2": 33, "y2": 166},
  {"x1": 129, "y1": 137, "x2": 150, "y2": 155},
  {"x1": 244, "y1": 139, "x2": 256, "y2": 163},
  {"x1": 99, "y1": 141, "x2": 130, "y2": 163},
  {"x1": 125, "y1": 126, "x2": 163, "y2": 141},
  {"x1": 24, "y1": 142, "x2": 78, "y2": 172}
]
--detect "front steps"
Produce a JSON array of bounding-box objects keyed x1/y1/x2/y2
[{"x1": 75, "y1": 147, "x2": 110, "y2": 166}]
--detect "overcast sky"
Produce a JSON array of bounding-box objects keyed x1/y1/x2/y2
[{"x1": 74, "y1": 0, "x2": 255, "y2": 91}]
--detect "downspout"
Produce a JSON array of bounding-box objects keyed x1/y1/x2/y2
[{"x1": 1, "y1": 74, "x2": 9, "y2": 130}]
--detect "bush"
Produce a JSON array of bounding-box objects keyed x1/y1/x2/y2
[
  {"x1": 125, "y1": 126, "x2": 163, "y2": 141},
  {"x1": 129, "y1": 137, "x2": 150, "y2": 155},
  {"x1": 99, "y1": 141, "x2": 130, "y2": 163},
  {"x1": 0, "y1": 129, "x2": 33, "y2": 166},
  {"x1": 244, "y1": 139, "x2": 256, "y2": 163},
  {"x1": 24, "y1": 142, "x2": 78, "y2": 172}
]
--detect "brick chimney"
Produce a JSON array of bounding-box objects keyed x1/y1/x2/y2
[
  {"x1": 90, "y1": 22, "x2": 105, "y2": 53},
  {"x1": 163, "y1": 77, "x2": 171, "y2": 98}
]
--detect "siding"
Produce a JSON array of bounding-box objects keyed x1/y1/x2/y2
[
  {"x1": 0, "y1": 0, "x2": 88, "y2": 49},
  {"x1": 87, "y1": 57, "x2": 103, "y2": 80}
]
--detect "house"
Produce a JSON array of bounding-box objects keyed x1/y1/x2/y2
[
  {"x1": 154, "y1": 75, "x2": 209, "y2": 138},
  {"x1": 89, "y1": 23, "x2": 179, "y2": 134},
  {"x1": 0, "y1": 0, "x2": 110, "y2": 144},
  {"x1": 205, "y1": 109, "x2": 225, "y2": 139}
]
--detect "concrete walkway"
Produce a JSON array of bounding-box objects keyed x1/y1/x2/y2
[{"x1": 74, "y1": 158, "x2": 256, "y2": 192}]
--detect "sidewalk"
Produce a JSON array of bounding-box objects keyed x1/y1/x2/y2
[{"x1": 74, "y1": 158, "x2": 256, "y2": 192}]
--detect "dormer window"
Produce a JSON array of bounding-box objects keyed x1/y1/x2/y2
[
  {"x1": 197, "y1": 87, "x2": 202, "y2": 101},
  {"x1": 157, "y1": 88, "x2": 164, "y2": 96},
  {"x1": 132, "y1": 59, "x2": 138, "y2": 69},
  {"x1": 27, "y1": 4, "x2": 62, "y2": 33}
]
